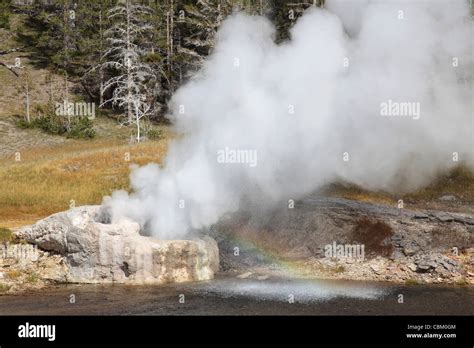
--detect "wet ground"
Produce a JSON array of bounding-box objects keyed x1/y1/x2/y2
[{"x1": 0, "y1": 276, "x2": 472, "y2": 315}]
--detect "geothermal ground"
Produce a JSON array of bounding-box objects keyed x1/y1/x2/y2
[{"x1": 0, "y1": 192, "x2": 472, "y2": 317}]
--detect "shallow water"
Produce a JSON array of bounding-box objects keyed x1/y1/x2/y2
[
  {"x1": 0, "y1": 277, "x2": 472, "y2": 315},
  {"x1": 187, "y1": 277, "x2": 386, "y2": 301}
]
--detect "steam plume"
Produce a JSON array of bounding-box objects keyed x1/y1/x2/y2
[{"x1": 103, "y1": 0, "x2": 473, "y2": 239}]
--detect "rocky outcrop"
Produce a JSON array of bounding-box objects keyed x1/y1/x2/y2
[
  {"x1": 0, "y1": 246, "x2": 68, "y2": 294},
  {"x1": 7, "y1": 196, "x2": 474, "y2": 288},
  {"x1": 213, "y1": 196, "x2": 474, "y2": 284},
  {"x1": 15, "y1": 206, "x2": 219, "y2": 284}
]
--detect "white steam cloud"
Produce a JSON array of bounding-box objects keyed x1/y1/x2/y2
[{"x1": 103, "y1": 0, "x2": 473, "y2": 239}]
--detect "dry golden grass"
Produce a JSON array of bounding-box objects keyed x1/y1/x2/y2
[
  {"x1": 0, "y1": 227, "x2": 13, "y2": 243},
  {"x1": 326, "y1": 165, "x2": 474, "y2": 209},
  {"x1": 5, "y1": 269, "x2": 22, "y2": 280},
  {"x1": 404, "y1": 166, "x2": 474, "y2": 201},
  {"x1": 0, "y1": 137, "x2": 170, "y2": 228},
  {"x1": 325, "y1": 184, "x2": 395, "y2": 206}
]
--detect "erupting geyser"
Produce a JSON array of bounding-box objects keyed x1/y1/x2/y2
[{"x1": 103, "y1": 0, "x2": 473, "y2": 239}]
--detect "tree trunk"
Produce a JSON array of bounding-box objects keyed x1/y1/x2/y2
[
  {"x1": 25, "y1": 81, "x2": 30, "y2": 123},
  {"x1": 126, "y1": 0, "x2": 133, "y2": 124},
  {"x1": 99, "y1": 10, "x2": 104, "y2": 106},
  {"x1": 99, "y1": 69, "x2": 104, "y2": 106},
  {"x1": 135, "y1": 103, "x2": 140, "y2": 143},
  {"x1": 65, "y1": 71, "x2": 71, "y2": 131},
  {"x1": 167, "y1": 0, "x2": 174, "y2": 92}
]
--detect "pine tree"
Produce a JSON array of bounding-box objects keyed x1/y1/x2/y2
[
  {"x1": 0, "y1": 0, "x2": 12, "y2": 29},
  {"x1": 180, "y1": 0, "x2": 268, "y2": 74},
  {"x1": 147, "y1": 0, "x2": 172, "y2": 113},
  {"x1": 33, "y1": 0, "x2": 77, "y2": 71},
  {"x1": 182, "y1": 0, "x2": 236, "y2": 68},
  {"x1": 77, "y1": 0, "x2": 116, "y2": 105},
  {"x1": 269, "y1": 0, "x2": 324, "y2": 43}
]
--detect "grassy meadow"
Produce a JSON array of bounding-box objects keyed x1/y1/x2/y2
[{"x1": 0, "y1": 133, "x2": 171, "y2": 229}]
